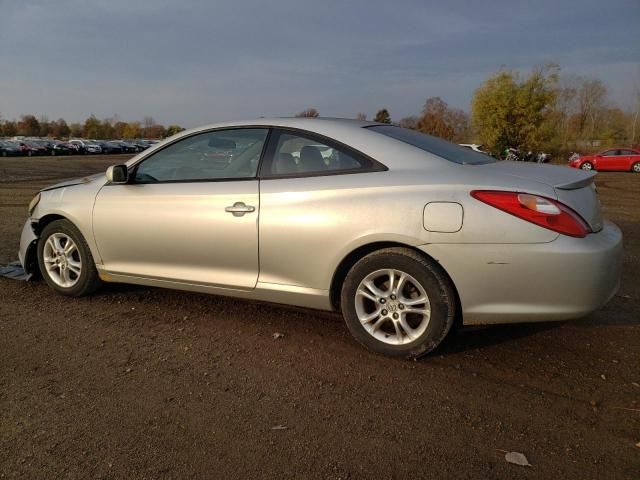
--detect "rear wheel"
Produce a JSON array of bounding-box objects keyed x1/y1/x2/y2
[
  {"x1": 340, "y1": 248, "x2": 456, "y2": 359},
  {"x1": 37, "y1": 220, "x2": 102, "y2": 296},
  {"x1": 632, "y1": 162, "x2": 640, "y2": 173},
  {"x1": 581, "y1": 162, "x2": 593, "y2": 171}
]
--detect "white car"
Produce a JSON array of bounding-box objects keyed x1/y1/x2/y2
[{"x1": 459, "y1": 144, "x2": 487, "y2": 154}]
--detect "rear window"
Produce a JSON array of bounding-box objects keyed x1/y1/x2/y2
[{"x1": 366, "y1": 125, "x2": 495, "y2": 165}]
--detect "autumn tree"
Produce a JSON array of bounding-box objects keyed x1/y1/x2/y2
[
  {"x1": 69, "y1": 123, "x2": 83, "y2": 138},
  {"x1": 113, "y1": 121, "x2": 128, "y2": 139},
  {"x1": 144, "y1": 124, "x2": 166, "y2": 139},
  {"x1": 83, "y1": 115, "x2": 101, "y2": 139},
  {"x1": 374, "y1": 108, "x2": 391, "y2": 124},
  {"x1": 1, "y1": 120, "x2": 17, "y2": 137},
  {"x1": 416, "y1": 97, "x2": 470, "y2": 142},
  {"x1": 397, "y1": 116, "x2": 419, "y2": 129},
  {"x1": 122, "y1": 121, "x2": 141, "y2": 139},
  {"x1": 49, "y1": 119, "x2": 70, "y2": 138},
  {"x1": 165, "y1": 125, "x2": 185, "y2": 137},
  {"x1": 17, "y1": 115, "x2": 41, "y2": 136},
  {"x1": 295, "y1": 108, "x2": 319, "y2": 118},
  {"x1": 472, "y1": 65, "x2": 558, "y2": 155},
  {"x1": 39, "y1": 116, "x2": 50, "y2": 137}
]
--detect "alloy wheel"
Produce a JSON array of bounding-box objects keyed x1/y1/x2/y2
[
  {"x1": 355, "y1": 269, "x2": 431, "y2": 345},
  {"x1": 42, "y1": 233, "x2": 82, "y2": 288}
]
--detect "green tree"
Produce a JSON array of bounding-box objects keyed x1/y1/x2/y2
[
  {"x1": 374, "y1": 108, "x2": 391, "y2": 124},
  {"x1": 472, "y1": 65, "x2": 558, "y2": 155}
]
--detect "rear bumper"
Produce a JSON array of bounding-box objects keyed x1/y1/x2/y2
[
  {"x1": 419, "y1": 221, "x2": 623, "y2": 325},
  {"x1": 18, "y1": 219, "x2": 39, "y2": 274}
]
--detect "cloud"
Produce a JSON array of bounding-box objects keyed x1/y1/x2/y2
[{"x1": 1, "y1": 0, "x2": 638, "y2": 126}]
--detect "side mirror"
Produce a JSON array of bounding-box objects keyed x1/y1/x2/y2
[{"x1": 106, "y1": 164, "x2": 129, "y2": 184}]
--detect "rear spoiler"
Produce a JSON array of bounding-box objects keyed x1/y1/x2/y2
[{"x1": 554, "y1": 171, "x2": 596, "y2": 190}]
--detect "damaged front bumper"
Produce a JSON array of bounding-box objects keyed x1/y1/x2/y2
[{"x1": 18, "y1": 219, "x2": 39, "y2": 275}]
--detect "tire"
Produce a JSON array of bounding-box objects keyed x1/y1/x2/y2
[
  {"x1": 37, "y1": 219, "x2": 102, "y2": 297},
  {"x1": 632, "y1": 162, "x2": 640, "y2": 173},
  {"x1": 340, "y1": 247, "x2": 456, "y2": 359},
  {"x1": 580, "y1": 162, "x2": 593, "y2": 171}
]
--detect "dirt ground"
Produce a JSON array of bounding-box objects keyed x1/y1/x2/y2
[{"x1": 0, "y1": 155, "x2": 638, "y2": 479}]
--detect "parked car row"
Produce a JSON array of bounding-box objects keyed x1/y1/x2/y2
[{"x1": 0, "y1": 138, "x2": 160, "y2": 157}]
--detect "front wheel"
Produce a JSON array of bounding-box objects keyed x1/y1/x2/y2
[
  {"x1": 37, "y1": 219, "x2": 102, "y2": 296},
  {"x1": 632, "y1": 162, "x2": 640, "y2": 173},
  {"x1": 581, "y1": 162, "x2": 593, "y2": 171},
  {"x1": 340, "y1": 248, "x2": 456, "y2": 359}
]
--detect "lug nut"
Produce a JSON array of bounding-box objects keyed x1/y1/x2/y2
[
  {"x1": 381, "y1": 309, "x2": 388, "y2": 316},
  {"x1": 392, "y1": 313, "x2": 399, "y2": 319},
  {"x1": 390, "y1": 294, "x2": 396, "y2": 300},
  {"x1": 379, "y1": 298, "x2": 386, "y2": 304},
  {"x1": 399, "y1": 304, "x2": 405, "y2": 310}
]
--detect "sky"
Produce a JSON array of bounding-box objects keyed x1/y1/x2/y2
[{"x1": 0, "y1": 0, "x2": 638, "y2": 128}]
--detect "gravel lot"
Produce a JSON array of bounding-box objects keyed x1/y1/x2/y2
[{"x1": 1, "y1": 155, "x2": 638, "y2": 479}]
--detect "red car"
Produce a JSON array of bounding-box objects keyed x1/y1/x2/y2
[{"x1": 569, "y1": 148, "x2": 640, "y2": 172}]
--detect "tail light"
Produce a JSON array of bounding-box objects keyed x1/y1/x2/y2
[{"x1": 471, "y1": 190, "x2": 590, "y2": 238}]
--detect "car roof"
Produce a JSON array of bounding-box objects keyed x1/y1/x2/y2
[{"x1": 177, "y1": 117, "x2": 381, "y2": 136}]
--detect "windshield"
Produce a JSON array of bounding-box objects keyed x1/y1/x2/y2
[{"x1": 366, "y1": 125, "x2": 495, "y2": 165}]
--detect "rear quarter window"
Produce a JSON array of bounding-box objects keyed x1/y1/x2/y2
[{"x1": 366, "y1": 125, "x2": 495, "y2": 165}]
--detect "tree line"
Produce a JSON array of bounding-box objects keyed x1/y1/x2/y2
[
  {"x1": 3, "y1": 62, "x2": 637, "y2": 157},
  {"x1": 297, "y1": 64, "x2": 639, "y2": 157},
  {"x1": 0, "y1": 114, "x2": 185, "y2": 140}
]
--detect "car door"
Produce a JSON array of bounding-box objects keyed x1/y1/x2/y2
[
  {"x1": 620, "y1": 149, "x2": 638, "y2": 171},
  {"x1": 596, "y1": 149, "x2": 619, "y2": 171},
  {"x1": 92, "y1": 127, "x2": 269, "y2": 290},
  {"x1": 257, "y1": 128, "x2": 387, "y2": 290}
]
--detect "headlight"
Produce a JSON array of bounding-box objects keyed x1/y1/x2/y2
[{"x1": 28, "y1": 192, "x2": 41, "y2": 216}]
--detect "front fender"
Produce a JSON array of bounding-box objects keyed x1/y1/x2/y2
[{"x1": 18, "y1": 219, "x2": 39, "y2": 275}]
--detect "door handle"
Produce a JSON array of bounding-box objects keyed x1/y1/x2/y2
[{"x1": 225, "y1": 202, "x2": 255, "y2": 217}]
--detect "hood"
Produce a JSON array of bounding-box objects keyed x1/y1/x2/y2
[{"x1": 40, "y1": 172, "x2": 105, "y2": 192}]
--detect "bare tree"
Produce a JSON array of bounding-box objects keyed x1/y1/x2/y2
[
  {"x1": 355, "y1": 112, "x2": 367, "y2": 121},
  {"x1": 577, "y1": 78, "x2": 607, "y2": 142},
  {"x1": 398, "y1": 116, "x2": 419, "y2": 129},
  {"x1": 631, "y1": 76, "x2": 640, "y2": 146},
  {"x1": 295, "y1": 108, "x2": 319, "y2": 118}
]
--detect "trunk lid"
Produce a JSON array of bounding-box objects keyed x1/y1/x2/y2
[{"x1": 479, "y1": 161, "x2": 603, "y2": 232}]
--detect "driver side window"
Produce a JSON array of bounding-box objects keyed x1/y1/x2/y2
[{"x1": 134, "y1": 128, "x2": 269, "y2": 183}]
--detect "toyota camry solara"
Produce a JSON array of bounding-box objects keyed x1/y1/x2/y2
[{"x1": 19, "y1": 118, "x2": 623, "y2": 358}]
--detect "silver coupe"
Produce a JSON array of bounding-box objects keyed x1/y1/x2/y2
[{"x1": 19, "y1": 118, "x2": 623, "y2": 358}]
